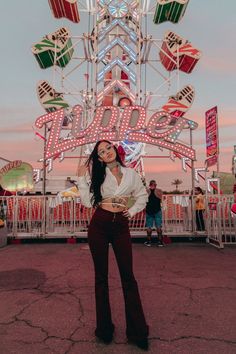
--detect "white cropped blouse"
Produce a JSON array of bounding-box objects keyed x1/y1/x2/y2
[{"x1": 77, "y1": 166, "x2": 148, "y2": 218}]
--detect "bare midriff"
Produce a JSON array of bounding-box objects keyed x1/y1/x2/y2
[{"x1": 100, "y1": 196, "x2": 129, "y2": 213}]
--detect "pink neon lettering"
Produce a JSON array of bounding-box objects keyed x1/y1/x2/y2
[
  {"x1": 119, "y1": 106, "x2": 146, "y2": 140},
  {"x1": 35, "y1": 105, "x2": 197, "y2": 160}
]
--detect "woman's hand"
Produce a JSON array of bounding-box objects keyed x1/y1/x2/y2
[
  {"x1": 123, "y1": 209, "x2": 131, "y2": 219},
  {"x1": 77, "y1": 165, "x2": 88, "y2": 177}
]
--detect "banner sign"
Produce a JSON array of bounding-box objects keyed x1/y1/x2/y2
[
  {"x1": 0, "y1": 160, "x2": 22, "y2": 176},
  {"x1": 35, "y1": 105, "x2": 198, "y2": 160},
  {"x1": 205, "y1": 106, "x2": 218, "y2": 167},
  {"x1": 0, "y1": 162, "x2": 34, "y2": 192},
  {"x1": 206, "y1": 155, "x2": 218, "y2": 168}
]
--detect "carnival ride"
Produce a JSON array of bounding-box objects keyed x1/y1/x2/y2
[
  {"x1": 32, "y1": 0, "x2": 202, "y2": 182},
  {"x1": 37, "y1": 80, "x2": 69, "y2": 113},
  {"x1": 48, "y1": 0, "x2": 80, "y2": 23},
  {"x1": 153, "y1": 0, "x2": 190, "y2": 24},
  {"x1": 32, "y1": 27, "x2": 74, "y2": 69},
  {"x1": 160, "y1": 31, "x2": 201, "y2": 74},
  {"x1": 2, "y1": 1, "x2": 234, "y2": 249}
]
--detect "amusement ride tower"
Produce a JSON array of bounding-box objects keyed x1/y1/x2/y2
[{"x1": 32, "y1": 0, "x2": 201, "y2": 182}]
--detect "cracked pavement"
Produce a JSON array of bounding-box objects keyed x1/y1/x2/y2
[{"x1": 0, "y1": 242, "x2": 235, "y2": 353}]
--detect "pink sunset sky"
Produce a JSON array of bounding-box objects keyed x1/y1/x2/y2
[{"x1": 0, "y1": 1, "x2": 236, "y2": 191}]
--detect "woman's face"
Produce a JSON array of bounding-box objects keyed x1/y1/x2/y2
[{"x1": 97, "y1": 142, "x2": 117, "y2": 163}]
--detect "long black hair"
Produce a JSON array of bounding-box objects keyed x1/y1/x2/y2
[
  {"x1": 86, "y1": 140, "x2": 125, "y2": 207},
  {"x1": 195, "y1": 187, "x2": 204, "y2": 194}
]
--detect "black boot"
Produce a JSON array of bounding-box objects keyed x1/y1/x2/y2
[
  {"x1": 129, "y1": 337, "x2": 149, "y2": 351},
  {"x1": 95, "y1": 324, "x2": 115, "y2": 344},
  {"x1": 157, "y1": 228, "x2": 164, "y2": 247}
]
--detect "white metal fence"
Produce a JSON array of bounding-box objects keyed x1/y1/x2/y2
[
  {"x1": 205, "y1": 194, "x2": 236, "y2": 248},
  {"x1": 0, "y1": 195, "x2": 235, "y2": 247}
]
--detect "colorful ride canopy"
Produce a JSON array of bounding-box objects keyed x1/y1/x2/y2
[
  {"x1": 160, "y1": 31, "x2": 201, "y2": 74},
  {"x1": 37, "y1": 80, "x2": 69, "y2": 113},
  {"x1": 32, "y1": 27, "x2": 74, "y2": 69},
  {"x1": 162, "y1": 85, "x2": 195, "y2": 121},
  {"x1": 0, "y1": 162, "x2": 34, "y2": 192},
  {"x1": 153, "y1": 0, "x2": 190, "y2": 24},
  {"x1": 48, "y1": 0, "x2": 80, "y2": 23}
]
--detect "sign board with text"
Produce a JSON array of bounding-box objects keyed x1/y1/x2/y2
[{"x1": 205, "y1": 106, "x2": 218, "y2": 168}]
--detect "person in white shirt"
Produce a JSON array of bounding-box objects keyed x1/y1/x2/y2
[{"x1": 77, "y1": 140, "x2": 149, "y2": 351}]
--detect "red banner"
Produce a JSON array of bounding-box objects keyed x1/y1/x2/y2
[
  {"x1": 206, "y1": 155, "x2": 218, "y2": 168},
  {"x1": 205, "y1": 106, "x2": 218, "y2": 167}
]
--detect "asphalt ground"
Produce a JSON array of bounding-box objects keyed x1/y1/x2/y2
[{"x1": 0, "y1": 240, "x2": 236, "y2": 354}]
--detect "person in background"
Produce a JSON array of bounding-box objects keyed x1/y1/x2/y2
[
  {"x1": 195, "y1": 187, "x2": 205, "y2": 231},
  {"x1": 181, "y1": 190, "x2": 191, "y2": 231},
  {"x1": 77, "y1": 140, "x2": 149, "y2": 351},
  {"x1": 230, "y1": 182, "x2": 236, "y2": 219},
  {"x1": 144, "y1": 180, "x2": 164, "y2": 247}
]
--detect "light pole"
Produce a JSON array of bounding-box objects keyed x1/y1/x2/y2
[
  {"x1": 190, "y1": 127, "x2": 195, "y2": 232},
  {"x1": 42, "y1": 124, "x2": 47, "y2": 195}
]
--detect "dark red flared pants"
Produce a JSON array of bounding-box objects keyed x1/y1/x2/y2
[{"x1": 88, "y1": 207, "x2": 149, "y2": 340}]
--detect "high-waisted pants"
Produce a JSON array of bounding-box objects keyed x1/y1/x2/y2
[
  {"x1": 196, "y1": 209, "x2": 205, "y2": 231},
  {"x1": 88, "y1": 207, "x2": 149, "y2": 340}
]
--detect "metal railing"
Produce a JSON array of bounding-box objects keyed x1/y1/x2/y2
[
  {"x1": 205, "y1": 194, "x2": 236, "y2": 248},
  {"x1": 1, "y1": 195, "x2": 235, "y2": 247}
]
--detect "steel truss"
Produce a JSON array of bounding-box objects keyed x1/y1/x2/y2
[{"x1": 34, "y1": 0, "x2": 198, "y2": 176}]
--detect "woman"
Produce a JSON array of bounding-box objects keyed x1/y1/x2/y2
[
  {"x1": 77, "y1": 140, "x2": 149, "y2": 350},
  {"x1": 195, "y1": 187, "x2": 205, "y2": 231}
]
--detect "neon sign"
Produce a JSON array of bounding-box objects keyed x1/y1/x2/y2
[
  {"x1": 0, "y1": 160, "x2": 22, "y2": 176},
  {"x1": 0, "y1": 161, "x2": 34, "y2": 192},
  {"x1": 35, "y1": 105, "x2": 197, "y2": 160}
]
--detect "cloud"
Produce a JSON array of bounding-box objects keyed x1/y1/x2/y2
[
  {"x1": 190, "y1": 109, "x2": 236, "y2": 130},
  {"x1": 201, "y1": 55, "x2": 236, "y2": 74},
  {"x1": 0, "y1": 124, "x2": 33, "y2": 134},
  {"x1": 0, "y1": 139, "x2": 41, "y2": 164},
  {"x1": 0, "y1": 106, "x2": 43, "y2": 132}
]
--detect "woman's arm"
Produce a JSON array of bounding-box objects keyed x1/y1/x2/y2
[
  {"x1": 128, "y1": 171, "x2": 148, "y2": 218},
  {"x1": 155, "y1": 188, "x2": 162, "y2": 199},
  {"x1": 77, "y1": 165, "x2": 93, "y2": 208}
]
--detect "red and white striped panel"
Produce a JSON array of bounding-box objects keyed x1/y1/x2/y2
[
  {"x1": 159, "y1": 40, "x2": 176, "y2": 71},
  {"x1": 160, "y1": 31, "x2": 201, "y2": 74},
  {"x1": 48, "y1": 0, "x2": 80, "y2": 23}
]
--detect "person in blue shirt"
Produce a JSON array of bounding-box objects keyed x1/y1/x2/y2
[{"x1": 144, "y1": 180, "x2": 164, "y2": 247}]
